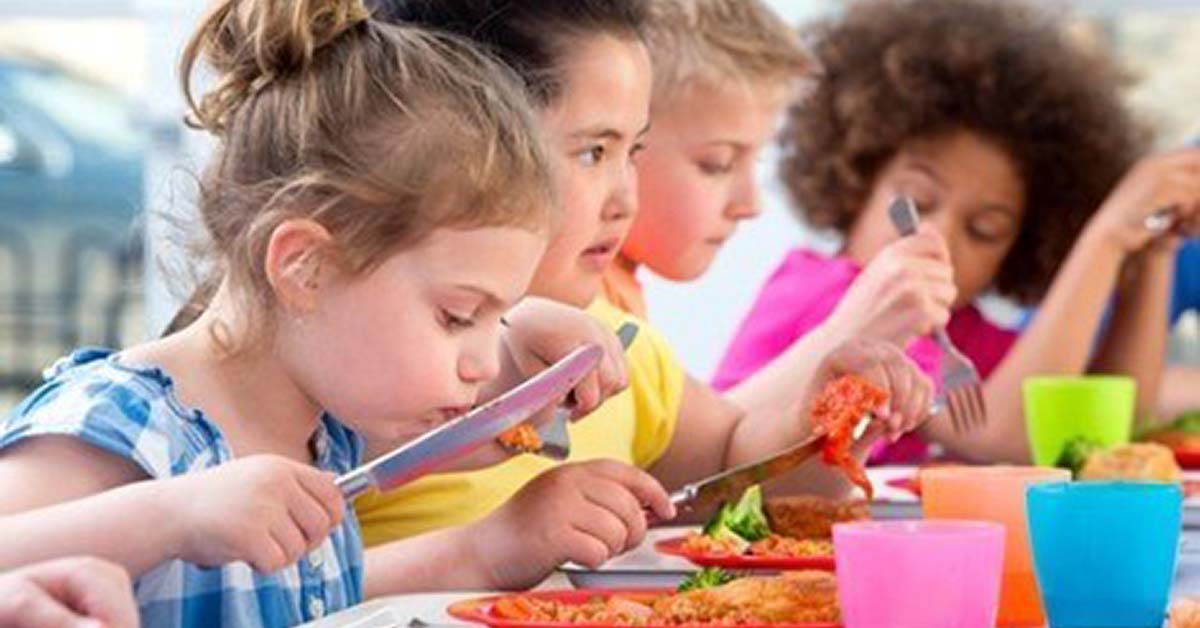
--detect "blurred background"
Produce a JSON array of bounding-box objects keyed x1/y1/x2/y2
[{"x1": 0, "y1": 0, "x2": 1196, "y2": 408}]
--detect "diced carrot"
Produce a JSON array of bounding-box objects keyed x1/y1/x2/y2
[
  {"x1": 812, "y1": 375, "x2": 888, "y2": 499},
  {"x1": 493, "y1": 596, "x2": 538, "y2": 620}
]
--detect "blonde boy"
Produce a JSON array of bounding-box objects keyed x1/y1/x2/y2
[{"x1": 603, "y1": 0, "x2": 816, "y2": 317}]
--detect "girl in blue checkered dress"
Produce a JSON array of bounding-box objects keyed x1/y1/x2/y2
[{"x1": 0, "y1": 1, "x2": 631, "y2": 626}]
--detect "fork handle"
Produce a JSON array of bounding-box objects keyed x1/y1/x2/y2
[{"x1": 932, "y1": 327, "x2": 955, "y2": 352}]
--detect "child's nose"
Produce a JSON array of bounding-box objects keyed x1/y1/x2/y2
[
  {"x1": 726, "y1": 175, "x2": 761, "y2": 220},
  {"x1": 602, "y1": 165, "x2": 639, "y2": 222},
  {"x1": 459, "y1": 340, "x2": 501, "y2": 385}
]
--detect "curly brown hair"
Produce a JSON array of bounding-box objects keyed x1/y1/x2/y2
[{"x1": 780, "y1": 0, "x2": 1149, "y2": 303}]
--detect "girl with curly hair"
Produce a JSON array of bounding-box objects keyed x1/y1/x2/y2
[{"x1": 715, "y1": 0, "x2": 1200, "y2": 463}]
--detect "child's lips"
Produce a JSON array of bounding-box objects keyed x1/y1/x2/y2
[{"x1": 580, "y1": 237, "x2": 621, "y2": 269}]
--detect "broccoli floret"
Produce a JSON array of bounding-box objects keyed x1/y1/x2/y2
[
  {"x1": 701, "y1": 503, "x2": 750, "y2": 552},
  {"x1": 1172, "y1": 411, "x2": 1200, "y2": 434},
  {"x1": 701, "y1": 485, "x2": 770, "y2": 547},
  {"x1": 678, "y1": 568, "x2": 738, "y2": 592},
  {"x1": 727, "y1": 485, "x2": 770, "y2": 542},
  {"x1": 1056, "y1": 437, "x2": 1104, "y2": 477}
]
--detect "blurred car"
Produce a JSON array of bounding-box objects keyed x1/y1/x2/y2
[{"x1": 0, "y1": 54, "x2": 146, "y2": 391}]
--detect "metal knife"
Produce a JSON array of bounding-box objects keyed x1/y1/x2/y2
[
  {"x1": 665, "y1": 416, "x2": 873, "y2": 514},
  {"x1": 337, "y1": 344, "x2": 603, "y2": 499}
]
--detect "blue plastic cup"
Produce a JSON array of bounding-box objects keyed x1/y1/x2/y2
[{"x1": 1026, "y1": 482, "x2": 1182, "y2": 628}]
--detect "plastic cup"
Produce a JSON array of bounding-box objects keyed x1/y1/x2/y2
[
  {"x1": 1026, "y1": 481, "x2": 1182, "y2": 628},
  {"x1": 834, "y1": 520, "x2": 1005, "y2": 628},
  {"x1": 1023, "y1": 376, "x2": 1135, "y2": 467},
  {"x1": 921, "y1": 465, "x2": 1070, "y2": 627}
]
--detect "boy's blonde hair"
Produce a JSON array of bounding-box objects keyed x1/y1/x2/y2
[
  {"x1": 644, "y1": 0, "x2": 816, "y2": 106},
  {"x1": 169, "y1": 0, "x2": 554, "y2": 337}
]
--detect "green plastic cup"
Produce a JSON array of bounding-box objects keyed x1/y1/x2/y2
[{"x1": 1023, "y1": 376, "x2": 1136, "y2": 467}]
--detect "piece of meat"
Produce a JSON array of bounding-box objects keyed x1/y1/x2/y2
[
  {"x1": 811, "y1": 375, "x2": 889, "y2": 499},
  {"x1": 653, "y1": 571, "x2": 840, "y2": 624},
  {"x1": 1079, "y1": 443, "x2": 1181, "y2": 482},
  {"x1": 765, "y1": 495, "x2": 869, "y2": 539}
]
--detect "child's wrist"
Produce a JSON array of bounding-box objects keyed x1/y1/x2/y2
[
  {"x1": 1079, "y1": 220, "x2": 1130, "y2": 261},
  {"x1": 143, "y1": 478, "x2": 188, "y2": 563},
  {"x1": 450, "y1": 521, "x2": 506, "y2": 589}
]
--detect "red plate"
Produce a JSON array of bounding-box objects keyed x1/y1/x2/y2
[
  {"x1": 448, "y1": 589, "x2": 842, "y2": 628},
  {"x1": 1175, "y1": 449, "x2": 1200, "y2": 470},
  {"x1": 886, "y1": 476, "x2": 921, "y2": 497},
  {"x1": 654, "y1": 537, "x2": 835, "y2": 571},
  {"x1": 888, "y1": 472, "x2": 1200, "y2": 499}
]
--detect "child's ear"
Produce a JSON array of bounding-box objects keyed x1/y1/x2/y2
[{"x1": 265, "y1": 218, "x2": 335, "y2": 313}]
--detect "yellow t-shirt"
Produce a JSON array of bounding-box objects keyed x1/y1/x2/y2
[{"x1": 354, "y1": 298, "x2": 686, "y2": 547}]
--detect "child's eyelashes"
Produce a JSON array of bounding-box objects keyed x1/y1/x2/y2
[
  {"x1": 438, "y1": 308, "x2": 477, "y2": 331},
  {"x1": 698, "y1": 160, "x2": 735, "y2": 176},
  {"x1": 577, "y1": 145, "x2": 606, "y2": 167}
]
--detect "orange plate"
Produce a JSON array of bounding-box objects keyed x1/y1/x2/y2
[
  {"x1": 448, "y1": 589, "x2": 842, "y2": 628},
  {"x1": 653, "y1": 537, "x2": 835, "y2": 571}
]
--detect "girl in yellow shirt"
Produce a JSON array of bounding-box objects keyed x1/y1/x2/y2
[{"x1": 361, "y1": 0, "x2": 935, "y2": 594}]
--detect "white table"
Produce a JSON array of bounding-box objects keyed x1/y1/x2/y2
[{"x1": 307, "y1": 467, "x2": 1200, "y2": 627}]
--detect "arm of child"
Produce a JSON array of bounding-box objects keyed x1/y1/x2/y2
[
  {"x1": 724, "y1": 229, "x2": 954, "y2": 436},
  {"x1": 0, "y1": 440, "x2": 344, "y2": 577},
  {"x1": 651, "y1": 341, "x2": 932, "y2": 500},
  {"x1": 0, "y1": 557, "x2": 139, "y2": 628},
  {"x1": 363, "y1": 460, "x2": 675, "y2": 596},
  {"x1": 1090, "y1": 244, "x2": 1175, "y2": 423},
  {"x1": 932, "y1": 150, "x2": 1200, "y2": 461},
  {"x1": 1160, "y1": 365, "x2": 1200, "y2": 420},
  {"x1": 0, "y1": 437, "x2": 179, "y2": 575}
]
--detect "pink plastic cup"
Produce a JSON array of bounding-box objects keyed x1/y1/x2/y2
[{"x1": 834, "y1": 520, "x2": 1006, "y2": 628}]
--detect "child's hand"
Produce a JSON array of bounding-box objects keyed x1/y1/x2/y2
[
  {"x1": 165, "y1": 455, "x2": 344, "y2": 573},
  {"x1": 497, "y1": 297, "x2": 630, "y2": 418},
  {"x1": 0, "y1": 557, "x2": 138, "y2": 628},
  {"x1": 829, "y1": 225, "x2": 957, "y2": 346},
  {"x1": 1089, "y1": 148, "x2": 1200, "y2": 255},
  {"x1": 465, "y1": 460, "x2": 675, "y2": 589},
  {"x1": 812, "y1": 339, "x2": 935, "y2": 442}
]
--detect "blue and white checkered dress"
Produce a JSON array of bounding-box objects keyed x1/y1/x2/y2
[{"x1": 0, "y1": 349, "x2": 365, "y2": 628}]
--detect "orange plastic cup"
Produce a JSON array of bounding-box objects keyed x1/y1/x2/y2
[{"x1": 920, "y1": 465, "x2": 1070, "y2": 627}]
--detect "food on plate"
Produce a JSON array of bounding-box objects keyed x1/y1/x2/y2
[
  {"x1": 677, "y1": 568, "x2": 739, "y2": 593},
  {"x1": 679, "y1": 486, "x2": 862, "y2": 559},
  {"x1": 1171, "y1": 596, "x2": 1200, "y2": 628},
  {"x1": 1078, "y1": 443, "x2": 1181, "y2": 482},
  {"x1": 765, "y1": 495, "x2": 869, "y2": 539},
  {"x1": 1055, "y1": 437, "x2": 1105, "y2": 477},
  {"x1": 1144, "y1": 411, "x2": 1200, "y2": 452},
  {"x1": 497, "y1": 424, "x2": 542, "y2": 453},
  {"x1": 490, "y1": 572, "x2": 840, "y2": 625},
  {"x1": 697, "y1": 485, "x2": 770, "y2": 552},
  {"x1": 812, "y1": 375, "x2": 888, "y2": 499}
]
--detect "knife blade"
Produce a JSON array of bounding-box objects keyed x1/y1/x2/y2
[
  {"x1": 337, "y1": 344, "x2": 603, "y2": 499},
  {"x1": 666, "y1": 431, "x2": 829, "y2": 513}
]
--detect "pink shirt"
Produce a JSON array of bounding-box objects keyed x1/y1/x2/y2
[{"x1": 713, "y1": 249, "x2": 1018, "y2": 464}]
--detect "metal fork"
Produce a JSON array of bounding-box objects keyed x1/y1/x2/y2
[{"x1": 887, "y1": 195, "x2": 988, "y2": 434}]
